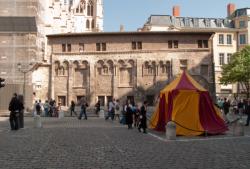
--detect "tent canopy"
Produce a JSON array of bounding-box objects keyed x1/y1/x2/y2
[{"x1": 150, "y1": 71, "x2": 228, "y2": 136}]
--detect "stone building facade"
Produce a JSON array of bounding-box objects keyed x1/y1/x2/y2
[
  {"x1": 34, "y1": 31, "x2": 214, "y2": 107},
  {"x1": 138, "y1": 4, "x2": 250, "y2": 97}
]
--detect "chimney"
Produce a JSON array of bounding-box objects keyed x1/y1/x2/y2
[
  {"x1": 173, "y1": 6, "x2": 180, "y2": 17},
  {"x1": 120, "y1": 25, "x2": 124, "y2": 32},
  {"x1": 227, "y1": 3, "x2": 236, "y2": 17}
]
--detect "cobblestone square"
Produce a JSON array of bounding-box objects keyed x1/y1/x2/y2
[{"x1": 0, "y1": 117, "x2": 250, "y2": 169}]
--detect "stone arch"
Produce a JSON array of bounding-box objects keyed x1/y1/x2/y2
[
  {"x1": 73, "y1": 60, "x2": 80, "y2": 68},
  {"x1": 86, "y1": 19, "x2": 90, "y2": 29},
  {"x1": 62, "y1": 61, "x2": 69, "y2": 76},
  {"x1": 82, "y1": 60, "x2": 89, "y2": 69},
  {"x1": 128, "y1": 59, "x2": 135, "y2": 67},
  {"x1": 96, "y1": 60, "x2": 104, "y2": 67},
  {"x1": 54, "y1": 61, "x2": 60, "y2": 76},
  {"x1": 118, "y1": 60, "x2": 126, "y2": 67},
  {"x1": 91, "y1": 19, "x2": 95, "y2": 29}
]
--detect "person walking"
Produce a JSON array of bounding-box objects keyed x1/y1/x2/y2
[
  {"x1": 134, "y1": 104, "x2": 140, "y2": 127},
  {"x1": 245, "y1": 99, "x2": 250, "y2": 126},
  {"x1": 8, "y1": 93, "x2": 22, "y2": 130},
  {"x1": 95, "y1": 100, "x2": 101, "y2": 115},
  {"x1": 223, "y1": 98, "x2": 230, "y2": 115},
  {"x1": 106, "y1": 99, "x2": 115, "y2": 120},
  {"x1": 43, "y1": 100, "x2": 50, "y2": 117},
  {"x1": 79, "y1": 100, "x2": 88, "y2": 120},
  {"x1": 35, "y1": 101, "x2": 42, "y2": 116},
  {"x1": 70, "y1": 100, "x2": 77, "y2": 117},
  {"x1": 125, "y1": 99, "x2": 133, "y2": 129},
  {"x1": 114, "y1": 99, "x2": 121, "y2": 121},
  {"x1": 138, "y1": 101, "x2": 148, "y2": 133}
]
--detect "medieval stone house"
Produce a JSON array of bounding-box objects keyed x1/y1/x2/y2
[{"x1": 34, "y1": 31, "x2": 215, "y2": 107}]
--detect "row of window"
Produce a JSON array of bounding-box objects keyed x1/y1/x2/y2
[
  {"x1": 218, "y1": 34, "x2": 247, "y2": 45},
  {"x1": 219, "y1": 53, "x2": 232, "y2": 65},
  {"x1": 218, "y1": 34, "x2": 232, "y2": 45},
  {"x1": 61, "y1": 40, "x2": 208, "y2": 52}
]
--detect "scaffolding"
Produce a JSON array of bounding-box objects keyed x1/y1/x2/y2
[{"x1": 0, "y1": 0, "x2": 39, "y2": 111}]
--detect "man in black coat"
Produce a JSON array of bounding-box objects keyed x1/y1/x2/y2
[
  {"x1": 138, "y1": 101, "x2": 148, "y2": 133},
  {"x1": 9, "y1": 93, "x2": 22, "y2": 130}
]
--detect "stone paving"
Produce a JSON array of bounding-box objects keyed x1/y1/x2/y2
[{"x1": 0, "y1": 117, "x2": 250, "y2": 169}]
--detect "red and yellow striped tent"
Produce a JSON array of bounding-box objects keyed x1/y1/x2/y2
[{"x1": 150, "y1": 71, "x2": 228, "y2": 136}]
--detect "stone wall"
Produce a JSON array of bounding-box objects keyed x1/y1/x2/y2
[{"x1": 37, "y1": 32, "x2": 214, "y2": 107}]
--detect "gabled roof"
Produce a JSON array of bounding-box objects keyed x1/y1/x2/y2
[{"x1": 0, "y1": 17, "x2": 37, "y2": 32}]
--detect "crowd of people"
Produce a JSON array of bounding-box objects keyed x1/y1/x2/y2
[
  {"x1": 7, "y1": 93, "x2": 149, "y2": 133},
  {"x1": 102, "y1": 98, "x2": 148, "y2": 133},
  {"x1": 10, "y1": 93, "x2": 250, "y2": 132},
  {"x1": 217, "y1": 97, "x2": 250, "y2": 126}
]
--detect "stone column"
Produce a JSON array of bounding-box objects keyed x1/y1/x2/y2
[
  {"x1": 113, "y1": 64, "x2": 119, "y2": 99},
  {"x1": 50, "y1": 56, "x2": 55, "y2": 100},
  {"x1": 68, "y1": 62, "x2": 74, "y2": 105},
  {"x1": 89, "y1": 60, "x2": 96, "y2": 106}
]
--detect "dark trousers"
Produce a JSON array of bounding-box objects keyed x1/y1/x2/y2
[
  {"x1": 138, "y1": 118, "x2": 147, "y2": 133},
  {"x1": 79, "y1": 109, "x2": 87, "y2": 120},
  {"x1": 70, "y1": 108, "x2": 77, "y2": 116},
  {"x1": 105, "y1": 111, "x2": 114, "y2": 120},
  {"x1": 9, "y1": 112, "x2": 19, "y2": 130}
]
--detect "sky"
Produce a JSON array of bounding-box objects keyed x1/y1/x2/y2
[{"x1": 103, "y1": 0, "x2": 250, "y2": 32}]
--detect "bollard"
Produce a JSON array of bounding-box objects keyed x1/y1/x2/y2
[
  {"x1": 166, "y1": 121, "x2": 176, "y2": 140},
  {"x1": 58, "y1": 111, "x2": 64, "y2": 119},
  {"x1": 99, "y1": 109, "x2": 105, "y2": 118},
  {"x1": 233, "y1": 119, "x2": 244, "y2": 136},
  {"x1": 34, "y1": 115, "x2": 42, "y2": 128}
]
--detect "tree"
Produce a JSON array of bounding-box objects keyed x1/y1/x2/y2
[{"x1": 220, "y1": 45, "x2": 250, "y2": 98}]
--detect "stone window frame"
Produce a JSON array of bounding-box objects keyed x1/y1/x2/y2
[
  {"x1": 96, "y1": 60, "x2": 114, "y2": 76},
  {"x1": 219, "y1": 53, "x2": 225, "y2": 65},
  {"x1": 159, "y1": 61, "x2": 171, "y2": 77},
  {"x1": 168, "y1": 40, "x2": 178, "y2": 49},
  {"x1": 87, "y1": 0, "x2": 94, "y2": 16},
  {"x1": 75, "y1": 0, "x2": 86, "y2": 14},
  {"x1": 91, "y1": 19, "x2": 95, "y2": 29},
  {"x1": 226, "y1": 34, "x2": 232, "y2": 45},
  {"x1": 62, "y1": 43, "x2": 71, "y2": 52},
  {"x1": 55, "y1": 61, "x2": 69, "y2": 77},
  {"x1": 86, "y1": 19, "x2": 90, "y2": 29},
  {"x1": 131, "y1": 41, "x2": 142, "y2": 50},
  {"x1": 118, "y1": 60, "x2": 135, "y2": 87},
  {"x1": 197, "y1": 40, "x2": 208, "y2": 48},
  {"x1": 79, "y1": 43, "x2": 84, "y2": 53},
  {"x1": 143, "y1": 61, "x2": 156, "y2": 76},
  {"x1": 218, "y1": 34, "x2": 224, "y2": 44},
  {"x1": 96, "y1": 43, "x2": 107, "y2": 51},
  {"x1": 73, "y1": 60, "x2": 89, "y2": 88},
  {"x1": 227, "y1": 53, "x2": 232, "y2": 64}
]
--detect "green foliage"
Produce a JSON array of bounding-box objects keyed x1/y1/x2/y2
[{"x1": 220, "y1": 45, "x2": 250, "y2": 97}]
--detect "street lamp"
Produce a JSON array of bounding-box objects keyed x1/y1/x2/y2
[{"x1": 17, "y1": 62, "x2": 36, "y2": 108}]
